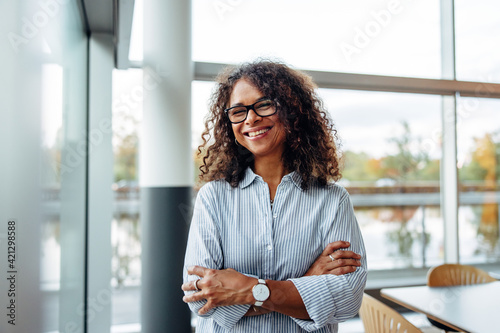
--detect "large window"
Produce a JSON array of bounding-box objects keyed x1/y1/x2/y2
[
  {"x1": 457, "y1": 97, "x2": 500, "y2": 263},
  {"x1": 192, "y1": 0, "x2": 441, "y2": 78},
  {"x1": 110, "y1": 68, "x2": 143, "y2": 332},
  {"x1": 320, "y1": 90, "x2": 443, "y2": 269},
  {"x1": 455, "y1": 0, "x2": 500, "y2": 83},
  {"x1": 191, "y1": 0, "x2": 500, "y2": 277}
]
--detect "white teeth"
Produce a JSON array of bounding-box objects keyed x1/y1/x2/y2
[{"x1": 248, "y1": 128, "x2": 270, "y2": 137}]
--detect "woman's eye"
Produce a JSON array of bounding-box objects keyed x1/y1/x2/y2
[
  {"x1": 232, "y1": 109, "x2": 246, "y2": 115},
  {"x1": 256, "y1": 101, "x2": 272, "y2": 109}
]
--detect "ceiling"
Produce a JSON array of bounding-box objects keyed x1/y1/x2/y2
[
  {"x1": 82, "y1": 0, "x2": 114, "y2": 33},
  {"x1": 82, "y1": 0, "x2": 135, "y2": 69}
]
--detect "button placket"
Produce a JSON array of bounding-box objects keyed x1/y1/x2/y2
[{"x1": 261, "y1": 182, "x2": 274, "y2": 278}]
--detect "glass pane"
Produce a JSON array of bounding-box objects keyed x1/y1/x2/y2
[
  {"x1": 129, "y1": 0, "x2": 143, "y2": 61},
  {"x1": 0, "y1": 0, "x2": 92, "y2": 331},
  {"x1": 192, "y1": 0, "x2": 441, "y2": 78},
  {"x1": 38, "y1": 2, "x2": 89, "y2": 332},
  {"x1": 457, "y1": 96, "x2": 500, "y2": 263},
  {"x1": 455, "y1": 0, "x2": 500, "y2": 83},
  {"x1": 318, "y1": 89, "x2": 444, "y2": 269},
  {"x1": 111, "y1": 68, "x2": 143, "y2": 332}
]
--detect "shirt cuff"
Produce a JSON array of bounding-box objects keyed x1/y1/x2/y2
[
  {"x1": 288, "y1": 275, "x2": 343, "y2": 331},
  {"x1": 185, "y1": 275, "x2": 253, "y2": 330},
  {"x1": 289, "y1": 271, "x2": 366, "y2": 330},
  {"x1": 209, "y1": 304, "x2": 251, "y2": 330}
]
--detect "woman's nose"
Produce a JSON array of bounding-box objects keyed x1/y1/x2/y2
[{"x1": 245, "y1": 108, "x2": 262, "y2": 124}]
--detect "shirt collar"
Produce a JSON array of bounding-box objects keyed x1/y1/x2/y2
[{"x1": 239, "y1": 167, "x2": 303, "y2": 190}]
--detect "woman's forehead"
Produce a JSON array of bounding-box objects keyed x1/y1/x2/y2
[{"x1": 229, "y1": 79, "x2": 265, "y2": 105}]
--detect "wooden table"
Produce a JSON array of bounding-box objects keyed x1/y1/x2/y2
[{"x1": 381, "y1": 281, "x2": 500, "y2": 333}]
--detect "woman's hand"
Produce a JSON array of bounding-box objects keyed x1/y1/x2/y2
[
  {"x1": 304, "y1": 241, "x2": 362, "y2": 276},
  {"x1": 182, "y1": 266, "x2": 256, "y2": 315}
]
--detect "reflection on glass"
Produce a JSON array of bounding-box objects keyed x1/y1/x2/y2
[
  {"x1": 319, "y1": 89, "x2": 443, "y2": 269},
  {"x1": 38, "y1": 2, "x2": 89, "y2": 332},
  {"x1": 192, "y1": 0, "x2": 441, "y2": 78},
  {"x1": 457, "y1": 97, "x2": 500, "y2": 263},
  {"x1": 40, "y1": 63, "x2": 64, "y2": 331}
]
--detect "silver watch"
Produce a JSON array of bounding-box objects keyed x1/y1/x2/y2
[{"x1": 252, "y1": 279, "x2": 270, "y2": 306}]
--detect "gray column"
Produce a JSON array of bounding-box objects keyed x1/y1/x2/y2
[{"x1": 141, "y1": 0, "x2": 193, "y2": 332}]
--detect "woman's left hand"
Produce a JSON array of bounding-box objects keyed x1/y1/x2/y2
[
  {"x1": 304, "y1": 241, "x2": 362, "y2": 276},
  {"x1": 182, "y1": 266, "x2": 255, "y2": 315}
]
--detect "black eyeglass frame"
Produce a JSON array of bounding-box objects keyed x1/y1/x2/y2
[{"x1": 224, "y1": 99, "x2": 277, "y2": 124}]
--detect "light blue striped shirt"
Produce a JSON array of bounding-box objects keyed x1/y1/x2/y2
[{"x1": 183, "y1": 168, "x2": 367, "y2": 332}]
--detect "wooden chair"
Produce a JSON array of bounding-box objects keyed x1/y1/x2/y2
[
  {"x1": 427, "y1": 264, "x2": 497, "y2": 287},
  {"x1": 426, "y1": 264, "x2": 497, "y2": 332},
  {"x1": 359, "y1": 293, "x2": 422, "y2": 333}
]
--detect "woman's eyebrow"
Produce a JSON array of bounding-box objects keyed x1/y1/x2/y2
[{"x1": 229, "y1": 96, "x2": 268, "y2": 108}]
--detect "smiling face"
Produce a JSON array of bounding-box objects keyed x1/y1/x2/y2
[{"x1": 229, "y1": 78, "x2": 287, "y2": 162}]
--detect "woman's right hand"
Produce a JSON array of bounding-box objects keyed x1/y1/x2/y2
[{"x1": 304, "y1": 241, "x2": 362, "y2": 277}]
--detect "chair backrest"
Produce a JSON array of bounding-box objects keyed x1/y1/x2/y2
[
  {"x1": 427, "y1": 264, "x2": 497, "y2": 287},
  {"x1": 359, "y1": 293, "x2": 422, "y2": 333}
]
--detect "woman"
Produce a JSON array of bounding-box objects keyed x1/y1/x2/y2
[{"x1": 182, "y1": 60, "x2": 367, "y2": 332}]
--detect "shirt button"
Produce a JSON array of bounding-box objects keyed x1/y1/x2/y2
[
  {"x1": 273, "y1": 215, "x2": 277, "y2": 219},
  {"x1": 267, "y1": 244, "x2": 273, "y2": 251}
]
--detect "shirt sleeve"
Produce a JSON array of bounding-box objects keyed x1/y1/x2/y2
[
  {"x1": 183, "y1": 183, "x2": 251, "y2": 331},
  {"x1": 288, "y1": 189, "x2": 367, "y2": 331}
]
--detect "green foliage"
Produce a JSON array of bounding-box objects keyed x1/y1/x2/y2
[
  {"x1": 114, "y1": 133, "x2": 138, "y2": 182},
  {"x1": 342, "y1": 121, "x2": 440, "y2": 182}
]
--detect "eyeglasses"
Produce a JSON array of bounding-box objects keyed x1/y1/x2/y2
[{"x1": 224, "y1": 99, "x2": 277, "y2": 124}]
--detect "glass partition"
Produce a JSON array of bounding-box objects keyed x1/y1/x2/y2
[
  {"x1": 38, "y1": 2, "x2": 89, "y2": 332},
  {"x1": 1, "y1": 1, "x2": 89, "y2": 332}
]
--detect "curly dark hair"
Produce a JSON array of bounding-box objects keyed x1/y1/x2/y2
[{"x1": 198, "y1": 59, "x2": 342, "y2": 190}]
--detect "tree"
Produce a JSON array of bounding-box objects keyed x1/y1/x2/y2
[{"x1": 462, "y1": 132, "x2": 500, "y2": 255}]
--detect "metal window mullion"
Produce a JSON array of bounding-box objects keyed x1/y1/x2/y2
[
  {"x1": 441, "y1": 0, "x2": 459, "y2": 264},
  {"x1": 441, "y1": 94, "x2": 459, "y2": 264},
  {"x1": 193, "y1": 61, "x2": 500, "y2": 98}
]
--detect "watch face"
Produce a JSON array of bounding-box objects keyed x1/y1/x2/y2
[{"x1": 252, "y1": 284, "x2": 270, "y2": 302}]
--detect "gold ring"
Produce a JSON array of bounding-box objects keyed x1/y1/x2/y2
[{"x1": 194, "y1": 279, "x2": 200, "y2": 292}]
